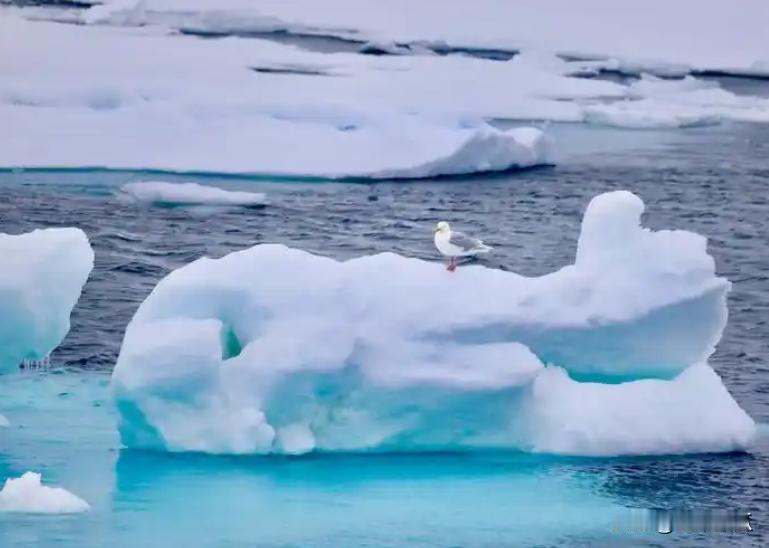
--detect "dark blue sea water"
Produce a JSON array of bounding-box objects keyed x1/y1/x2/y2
[{"x1": 1, "y1": 121, "x2": 768, "y2": 546}]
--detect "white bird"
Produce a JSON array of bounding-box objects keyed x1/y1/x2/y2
[{"x1": 433, "y1": 221, "x2": 492, "y2": 271}]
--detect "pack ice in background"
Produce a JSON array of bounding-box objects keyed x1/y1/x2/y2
[
  {"x1": 1, "y1": 0, "x2": 768, "y2": 178},
  {"x1": 113, "y1": 191, "x2": 755, "y2": 456},
  {"x1": 72, "y1": 0, "x2": 769, "y2": 75}
]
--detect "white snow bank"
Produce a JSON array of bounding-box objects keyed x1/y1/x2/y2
[
  {"x1": 82, "y1": 0, "x2": 769, "y2": 76},
  {"x1": 121, "y1": 181, "x2": 266, "y2": 207},
  {"x1": 0, "y1": 228, "x2": 94, "y2": 372},
  {"x1": 0, "y1": 472, "x2": 90, "y2": 514},
  {"x1": 113, "y1": 190, "x2": 753, "y2": 456}
]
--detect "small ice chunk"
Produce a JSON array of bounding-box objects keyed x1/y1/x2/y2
[
  {"x1": 0, "y1": 414, "x2": 9, "y2": 427},
  {"x1": 1, "y1": 227, "x2": 94, "y2": 371},
  {"x1": 0, "y1": 472, "x2": 90, "y2": 514},
  {"x1": 121, "y1": 182, "x2": 266, "y2": 207}
]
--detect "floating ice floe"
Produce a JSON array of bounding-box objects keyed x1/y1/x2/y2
[
  {"x1": 0, "y1": 16, "x2": 562, "y2": 177},
  {"x1": 0, "y1": 472, "x2": 90, "y2": 514},
  {"x1": 0, "y1": 414, "x2": 8, "y2": 427},
  {"x1": 583, "y1": 75, "x2": 769, "y2": 128},
  {"x1": 0, "y1": 15, "x2": 554, "y2": 177},
  {"x1": 583, "y1": 102, "x2": 722, "y2": 129},
  {"x1": 0, "y1": 108, "x2": 551, "y2": 178},
  {"x1": 121, "y1": 181, "x2": 266, "y2": 207},
  {"x1": 0, "y1": 228, "x2": 94, "y2": 372},
  {"x1": 112, "y1": 190, "x2": 755, "y2": 456}
]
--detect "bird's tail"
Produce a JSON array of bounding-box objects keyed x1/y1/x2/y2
[{"x1": 474, "y1": 243, "x2": 492, "y2": 254}]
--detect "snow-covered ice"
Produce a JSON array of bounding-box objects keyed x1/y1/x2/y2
[
  {"x1": 0, "y1": 16, "x2": 556, "y2": 178},
  {"x1": 0, "y1": 105, "x2": 551, "y2": 178},
  {"x1": 81, "y1": 0, "x2": 769, "y2": 77},
  {"x1": 0, "y1": 228, "x2": 94, "y2": 372},
  {"x1": 584, "y1": 75, "x2": 769, "y2": 128},
  {"x1": 0, "y1": 472, "x2": 90, "y2": 514},
  {"x1": 368, "y1": 125, "x2": 551, "y2": 179},
  {"x1": 112, "y1": 190, "x2": 754, "y2": 456},
  {"x1": 1, "y1": 10, "x2": 767, "y2": 176},
  {"x1": 121, "y1": 181, "x2": 266, "y2": 207}
]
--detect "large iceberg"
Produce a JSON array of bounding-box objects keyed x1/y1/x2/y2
[
  {"x1": 112, "y1": 191, "x2": 755, "y2": 456},
  {"x1": 0, "y1": 228, "x2": 94, "y2": 372}
]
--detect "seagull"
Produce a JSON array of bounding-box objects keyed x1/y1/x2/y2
[{"x1": 433, "y1": 221, "x2": 492, "y2": 271}]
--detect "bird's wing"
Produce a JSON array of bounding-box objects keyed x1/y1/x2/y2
[{"x1": 450, "y1": 231, "x2": 483, "y2": 251}]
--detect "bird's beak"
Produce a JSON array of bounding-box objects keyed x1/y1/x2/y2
[{"x1": 433, "y1": 226, "x2": 440, "y2": 233}]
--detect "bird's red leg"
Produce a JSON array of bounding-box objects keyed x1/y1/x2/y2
[{"x1": 447, "y1": 257, "x2": 457, "y2": 272}]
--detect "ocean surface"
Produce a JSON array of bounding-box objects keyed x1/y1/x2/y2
[{"x1": 1, "y1": 120, "x2": 768, "y2": 547}]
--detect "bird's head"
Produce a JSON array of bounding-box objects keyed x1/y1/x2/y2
[{"x1": 434, "y1": 221, "x2": 450, "y2": 234}]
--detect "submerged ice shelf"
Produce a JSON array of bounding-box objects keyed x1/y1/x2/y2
[
  {"x1": 112, "y1": 190, "x2": 755, "y2": 456},
  {"x1": 0, "y1": 227, "x2": 93, "y2": 372},
  {"x1": 0, "y1": 367, "x2": 630, "y2": 547},
  {"x1": 1, "y1": 367, "x2": 765, "y2": 546}
]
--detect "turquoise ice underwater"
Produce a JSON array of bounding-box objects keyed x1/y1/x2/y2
[
  {"x1": 0, "y1": 372, "x2": 620, "y2": 546},
  {"x1": 3, "y1": 370, "x2": 763, "y2": 547}
]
